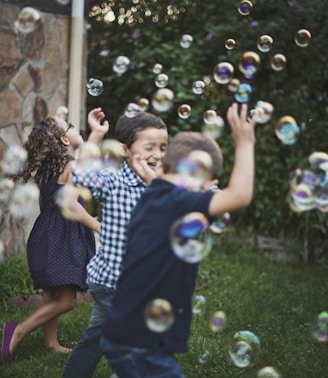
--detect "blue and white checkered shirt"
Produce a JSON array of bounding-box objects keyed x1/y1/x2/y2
[{"x1": 72, "y1": 161, "x2": 146, "y2": 289}]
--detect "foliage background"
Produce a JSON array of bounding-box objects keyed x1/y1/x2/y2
[{"x1": 86, "y1": 0, "x2": 328, "y2": 261}]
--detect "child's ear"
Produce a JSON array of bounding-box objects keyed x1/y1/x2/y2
[
  {"x1": 60, "y1": 136, "x2": 70, "y2": 146},
  {"x1": 121, "y1": 143, "x2": 129, "y2": 158}
]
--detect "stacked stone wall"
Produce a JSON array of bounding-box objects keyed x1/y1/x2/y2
[{"x1": 0, "y1": 1, "x2": 87, "y2": 255}]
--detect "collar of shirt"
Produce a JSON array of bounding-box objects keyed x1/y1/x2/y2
[{"x1": 121, "y1": 161, "x2": 146, "y2": 187}]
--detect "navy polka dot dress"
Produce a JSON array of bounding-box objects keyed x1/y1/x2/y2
[{"x1": 27, "y1": 176, "x2": 96, "y2": 291}]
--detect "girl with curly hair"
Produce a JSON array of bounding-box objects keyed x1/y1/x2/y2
[{"x1": 1, "y1": 109, "x2": 108, "y2": 362}]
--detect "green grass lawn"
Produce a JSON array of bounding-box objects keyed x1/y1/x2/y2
[{"x1": 1, "y1": 236, "x2": 328, "y2": 377}]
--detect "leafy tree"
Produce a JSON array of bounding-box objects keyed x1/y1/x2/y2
[{"x1": 86, "y1": 0, "x2": 328, "y2": 260}]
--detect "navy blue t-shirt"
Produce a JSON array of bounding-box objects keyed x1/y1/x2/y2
[{"x1": 102, "y1": 178, "x2": 215, "y2": 353}]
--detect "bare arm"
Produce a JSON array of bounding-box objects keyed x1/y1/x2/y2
[
  {"x1": 209, "y1": 103, "x2": 256, "y2": 216},
  {"x1": 87, "y1": 107, "x2": 109, "y2": 146}
]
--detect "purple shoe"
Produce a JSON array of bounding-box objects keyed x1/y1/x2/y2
[{"x1": 1, "y1": 322, "x2": 17, "y2": 363}]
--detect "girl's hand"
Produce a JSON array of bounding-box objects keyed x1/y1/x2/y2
[{"x1": 88, "y1": 108, "x2": 109, "y2": 134}]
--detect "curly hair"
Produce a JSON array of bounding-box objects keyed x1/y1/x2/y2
[{"x1": 13, "y1": 117, "x2": 74, "y2": 184}]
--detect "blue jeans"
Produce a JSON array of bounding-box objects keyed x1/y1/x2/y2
[
  {"x1": 101, "y1": 338, "x2": 185, "y2": 378},
  {"x1": 62, "y1": 283, "x2": 115, "y2": 378}
]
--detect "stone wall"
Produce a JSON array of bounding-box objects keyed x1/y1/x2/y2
[{"x1": 0, "y1": 1, "x2": 87, "y2": 256}]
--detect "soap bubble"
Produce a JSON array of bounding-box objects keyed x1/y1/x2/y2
[
  {"x1": 209, "y1": 311, "x2": 226, "y2": 332},
  {"x1": 198, "y1": 350, "x2": 210, "y2": 364},
  {"x1": 100, "y1": 139, "x2": 124, "y2": 170},
  {"x1": 56, "y1": 0, "x2": 71, "y2": 5},
  {"x1": 238, "y1": 0, "x2": 254, "y2": 15},
  {"x1": 238, "y1": 51, "x2": 261, "y2": 79},
  {"x1": 180, "y1": 34, "x2": 193, "y2": 48},
  {"x1": 192, "y1": 80, "x2": 206, "y2": 95},
  {"x1": 192, "y1": 295, "x2": 206, "y2": 315},
  {"x1": 14, "y1": 7, "x2": 41, "y2": 33},
  {"x1": 225, "y1": 38, "x2": 236, "y2": 50},
  {"x1": 235, "y1": 83, "x2": 252, "y2": 103},
  {"x1": 137, "y1": 97, "x2": 149, "y2": 111},
  {"x1": 257, "y1": 366, "x2": 281, "y2": 378},
  {"x1": 76, "y1": 142, "x2": 102, "y2": 174},
  {"x1": 155, "y1": 73, "x2": 169, "y2": 88},
  {"x1": 228, "y1": 78, "x2": 240, "y2": 92},
  {"x1": 271, "y1": 54, "x2": 287, "y2": 71},
  {"x1": 125, "y1": 103, "x2": 141, "y2": 118},
  {"x1": 145, "y1": 298, "x2": 174, "y2": 333},
  {"x1": 295, "y1": 29, "x2": 311, "y2": 47},
  {"x1": 202, "y1": 116, "x2": 225, "y2": 139},
  {"x1": 178, "y1": 104, "x2": 192, "y2": 119},
  {"x1": 152, "y1": 63, "x2": 163, "y2": 74},
  {"x1": 203, "y1": 110, "x2": 217, "y2": 124},
  {"x1": 152, "y1": 88, "x2": 174, "y2": 112},
  {"x1": 2, "y1": 145, "x2": 27, "y2": 176},
  {"x1": 9, "y1": 182, "x2": 39, "y2": 220},
  {"x1": 228, "y1": 330, "x2": 261, "y2": 368},
  {"x1": 0, "y1": 178, "x2": 15, "y2": 203},
  {"x1": 257, "y1": 35, "x2": 273, "y2": 52},
  {"x1": 55, "y1": 106, "x2": 69, "y2": 121},
  {"x1": 170, "y1": 212, "x2": 213, "y2": 263},
  {"x1": 113, "y1": 55, "x2": 130, "y2": 75},
  {"x1": 177, "y1": 150, "x2": 213, "y2": 190},
  {"x1": 275, "y1": 116, "x2": 300, "y2": 145},
  {"x1": 313, "y1": 311, "x2": 328, "y2": 342},
  {"x1": 86, "y1": 78, "x2": 104, "y2": 96},
  {"x1": 213, "y1": 62, "x2": 234, "y2": 84},
  {"x1": 252, "y1": 101, "x2": 274, "y2": 124},
  {"x1": 210, "y1": 212, "x2": 230, "y2": 234}
]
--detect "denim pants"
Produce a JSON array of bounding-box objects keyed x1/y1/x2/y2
[
  {"x1": 101, "y1": 338, "x2": 186, "y2": 378},
  {"x1": 62, "y1": 283, "x2": 115, "y2": 378}
]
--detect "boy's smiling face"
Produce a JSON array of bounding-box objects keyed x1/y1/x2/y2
[{"x1": 122, "y1": 127, "x2": 168, "y2": 172}]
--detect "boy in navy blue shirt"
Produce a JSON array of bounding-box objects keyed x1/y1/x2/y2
[{"x1": 101, "y1": 103, "x2": 257, "y2": 378}]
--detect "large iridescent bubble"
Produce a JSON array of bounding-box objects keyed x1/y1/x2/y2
[
  {"x1": 170, "y1": 212, "x2": 213, "y2": 263},
  {"x1": 213, "y1": 62, "x2": 234, "y2": 84},
  {"x1": 238, "y1": 51, "x2": 260, "y2": 79},
  {"x1": 288, "y1": 152, "x2": 328, "y2": 213},
  {"x1": 228, "y1": 330, "x2": 261, "y2": 368},
  {"x1": 275, "y1": 116, "x2": 300, "y2": 145},
  {"x1": 235, "y1": 83, "x2": 252, "y2": 103}
]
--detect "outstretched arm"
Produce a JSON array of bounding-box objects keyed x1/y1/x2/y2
[
  {"x1": 209, "y1": 103, "x2": 256, "y2": 216},
  {"x1": 87, "y1": 107, "x2": 109, "y2": 145}
]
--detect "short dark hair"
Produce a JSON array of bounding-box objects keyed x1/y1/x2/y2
[
  {"x1": 162, "y1": 132, "x2": 223, "y2": 179},
  {"x1": 115, "y1": 112, "x2": 167, "y2": 148}
]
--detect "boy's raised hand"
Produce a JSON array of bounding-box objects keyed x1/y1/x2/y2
[
  {"x1": 87, "y1": 108, "x2": 109, "y2": 145},
  {"x1": 226, "y1": 103, "x2": 256, "y2": 146}
]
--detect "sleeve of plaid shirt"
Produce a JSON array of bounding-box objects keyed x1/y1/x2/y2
[{"x1": 71, "y1": 161, "x2": 116, "y2": 204}]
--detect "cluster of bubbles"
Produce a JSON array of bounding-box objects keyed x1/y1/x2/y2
[
  {"x1": 288, "y1": 151, "x2": 328, "y2": 213},
  {"x1": 0, "y1": 144, "x2": 39, "y2": 263}
]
